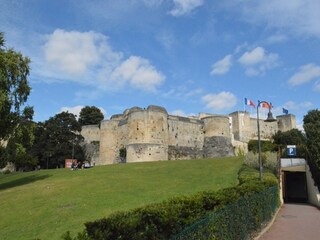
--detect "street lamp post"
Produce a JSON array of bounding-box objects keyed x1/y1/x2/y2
[{"x1": 256, "y1": 100, "x2": 277, "y2": 181}]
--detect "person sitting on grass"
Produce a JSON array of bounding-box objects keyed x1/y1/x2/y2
[{"x1": 71, "y1": 160, "x2": 78, "y2": 170}]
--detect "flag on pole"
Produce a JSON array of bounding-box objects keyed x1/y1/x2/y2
[
  {"x1": 244, "y1": 98, "x2": 255, "y2": 108},
  {"x1": 283, "y1": 108, "x2": 289, "y2": 114},
  {"x1": 260, "y1": 102, "x2": 273, "y2": 109}
]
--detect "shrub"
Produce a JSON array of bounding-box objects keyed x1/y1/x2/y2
[
  {"x1": 64, "y1": 166, "x2": 279, "y2": 240},
  {"x1": 244, "y1": 151, "x2": 278, "y2": 173},
  {"x1": 248, "y1": 140, "x2": 277, "y2": 153}
]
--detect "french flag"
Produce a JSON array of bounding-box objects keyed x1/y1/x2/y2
[
  {"x1": 260, "y1": 102, "x2": 273, "y2": 109},
  {"x1": 244, "y1": 98, "x2": 255, "y2": 108}
]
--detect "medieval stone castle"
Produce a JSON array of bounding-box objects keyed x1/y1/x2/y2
[{"x1": 81, "y1": 105, "x2": 296, "y2": 165}]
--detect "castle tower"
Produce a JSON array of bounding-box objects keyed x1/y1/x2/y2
[
  {"x1": 81, "y1": 125, "x2": 101, "y2": 165},
  {"x1": 277, "y1": 114, "x2": 296, "y2": 132},
  {"x1": 201, "y1": 114, "x2": 234, "y2": 158},
  {"x1": 99, "y1": 119, "x2": 121, "y2": 165},
  {"x1": 126, "y1": 106, "x2": 169, "y2": 163},
  {"x1": 229, "y1": 111, "x2": 251, "y2": 142}
]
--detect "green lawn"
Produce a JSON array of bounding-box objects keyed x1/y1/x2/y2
[{"x1": 0, "y1": 157, "x2": 243, "y2": 240}]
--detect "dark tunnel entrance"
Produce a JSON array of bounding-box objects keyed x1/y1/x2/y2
[{"x1": 283, "y1": 171, "x2": 308, "y2": 203}]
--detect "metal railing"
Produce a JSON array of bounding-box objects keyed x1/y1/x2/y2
[{"x1": 171, "y1": 186, "x2": 279, "y2": 240}]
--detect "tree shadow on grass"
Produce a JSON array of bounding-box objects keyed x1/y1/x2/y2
[{"x1": 0, "y1": 174, "x2": 51, "y2": 191}]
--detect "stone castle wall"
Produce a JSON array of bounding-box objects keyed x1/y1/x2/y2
[{"x1": 81, "y1": 106, "x2": 296, "y2": 165}]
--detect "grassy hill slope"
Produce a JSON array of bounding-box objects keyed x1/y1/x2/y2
[{"x1": 0, "y1": 157, "x2": 243, "y2": 240}]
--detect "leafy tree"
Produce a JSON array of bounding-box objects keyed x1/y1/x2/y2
[
  {"x1": 248, "y1": 140, "x2": 277, "y2": 153},
  {"x1": 304, "y1": 109, "x2": 320, "y2": 167},
  {"x1": 273, "y1": 129, "x2": 307, "y2": 157},
  {"x1": 0, "y1": 32, "x2": 31, "y2": 140},
  {"x1": 0, "y1": 145, "x2": 8, "y2": 168},
  {"x1": 3, "y1": 108, "x2": 37, "y2": 170},
  {"x1": 78, "y1": 106, "x2": 104, "y2": 126},
  {"x1": 31, "y1": 112, "x2": 84, "y2": 168}
]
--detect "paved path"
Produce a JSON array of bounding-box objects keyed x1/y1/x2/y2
[{"x1": 259, "y1": 204, "x2": 320, "y2": 240}]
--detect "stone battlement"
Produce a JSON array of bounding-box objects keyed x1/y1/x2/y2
[{"x1": 81, "y1": 105, "x2": 296, "y2": 165}]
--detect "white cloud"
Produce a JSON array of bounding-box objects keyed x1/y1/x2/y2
[
  {"x1": 238, "y1": 47, "x2": 265, "y2": 66},
  {"x1": 185, "y1": 88, "x2": 203, "y2": 97},
  {"x1": 169, "y1": 0, "x2": 204, "y2": 16},
  {"x1": 111, "y1": 56, "x2": 165, "y2": 92},
  {"x1": 163, "y1": 86, "x2": 203, "y2": 100},
  {"x1": 234, "y1": 42, "x2": 248, "y2": 54},
  {"x1": 60, "y1": 106, "x2": 84, "y2": 119},
  {"x1": 238, "y1": 47, "x2": 280, "y2": 76},
  {"x1": 210, "y1": 54, "x2": 233, "y2": 75},
  {"x1": 170, "y1": 110, "x2": 187, "y2": 117},
  {"x1": 269, "y1": 101, "x2": 313, "y2": 119},
  {"x1": 156, "y1": 30, "x2": 175, "y2": 50},
  {"x1": 202, "y1": 91, "x2": 237, "y2": 111},
  {"x1": 143, "y1": 0, "x2": 164, "y2": 8},
  {"x1": 288, "y1": 63, "x2": 320, "y2": 86},
  {"x1": 170, "y1": 109, "x2": 196, "y2": 117},
  {"x1": 266, "y1": 34, "x2": 288, "y2": 44},
  {"x1": 314, "y1": 81, "x2": 320, "y2": 92},
  {"x1": 44, "y1": 29, "x2": 118, "y2": 76},
  {"x1": 228, "y1": 0, "x2": 320, "y2": 39},
  {"x1": 60, "y1": 105, "x2": 106, "y2": 119},
  {"x1": 283, "y1": 101, "x2": 313, "y2": 110},
  {"x1": 245, "y1": 68, "x2": 260, "y2": 77},
  {"x1": 40, "y1": 29, "x2": 165, "y2": 93}
]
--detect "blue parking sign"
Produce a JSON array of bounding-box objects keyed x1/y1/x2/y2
[{"x1": 287, "y1": 145, "x2": 296, "y2": 157}]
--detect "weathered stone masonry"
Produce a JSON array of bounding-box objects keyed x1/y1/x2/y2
[{"x1": 81, "y1": 105, "x2": 296, "y2": 165}]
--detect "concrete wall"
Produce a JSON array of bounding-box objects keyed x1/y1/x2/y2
[
  {"x1": 306, "y1": 165, "x2": 320, "y2": 207},
  {"x1": 280, "y1": 159, "x2": 320, "y2": 207}
]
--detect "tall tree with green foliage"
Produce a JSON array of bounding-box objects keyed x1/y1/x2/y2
[
  {"x1": 273, "y1": 129, "x2": 307, "y2": 157},
  {"x1": 4, "y1": 107, "x2": 38, "y2": 170},
  {"x1": 304, "y1": 109, "x2": 320, "y2": 167},
  {"x1": 0, "y1": 32, "x2": 32, "y2": 141},
  {"x1": 31, "y1": 112, "x2": 84, "y2": 168},
  {"x1": 78, "y1": 106, "x2": 104, "y2": 126}
]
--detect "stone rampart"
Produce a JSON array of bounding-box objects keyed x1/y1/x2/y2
[
  {"x1": 81, "y1": 125, "x2": 100, "y2": 143},
  {"x1": 229, "y1": 111, "x2": 251, "y2": 142},
  {"x1": 167, "y1": 115, "x2": 204, "y2": 160},
  {"x1": 126, "y1": 106, "x2": 168, "y2": 163},
  {"x1": 277, "y1": 114, "x2": 296, "y2": 132},
  {"x1": 82, "y1": 106, "x2": 296, "y2": 165}
]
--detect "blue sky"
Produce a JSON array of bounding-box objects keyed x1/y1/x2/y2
[{"x1": 1, "y1": 0, "x2": 319, "y2": 128}]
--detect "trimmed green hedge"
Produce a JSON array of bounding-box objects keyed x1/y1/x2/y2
[
  {"x1": 177, "y1": 185, "x2": 278, "y2": 240},
  {"x1": 63, "y1": 165, "x2": 279, "y2": 240}
]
